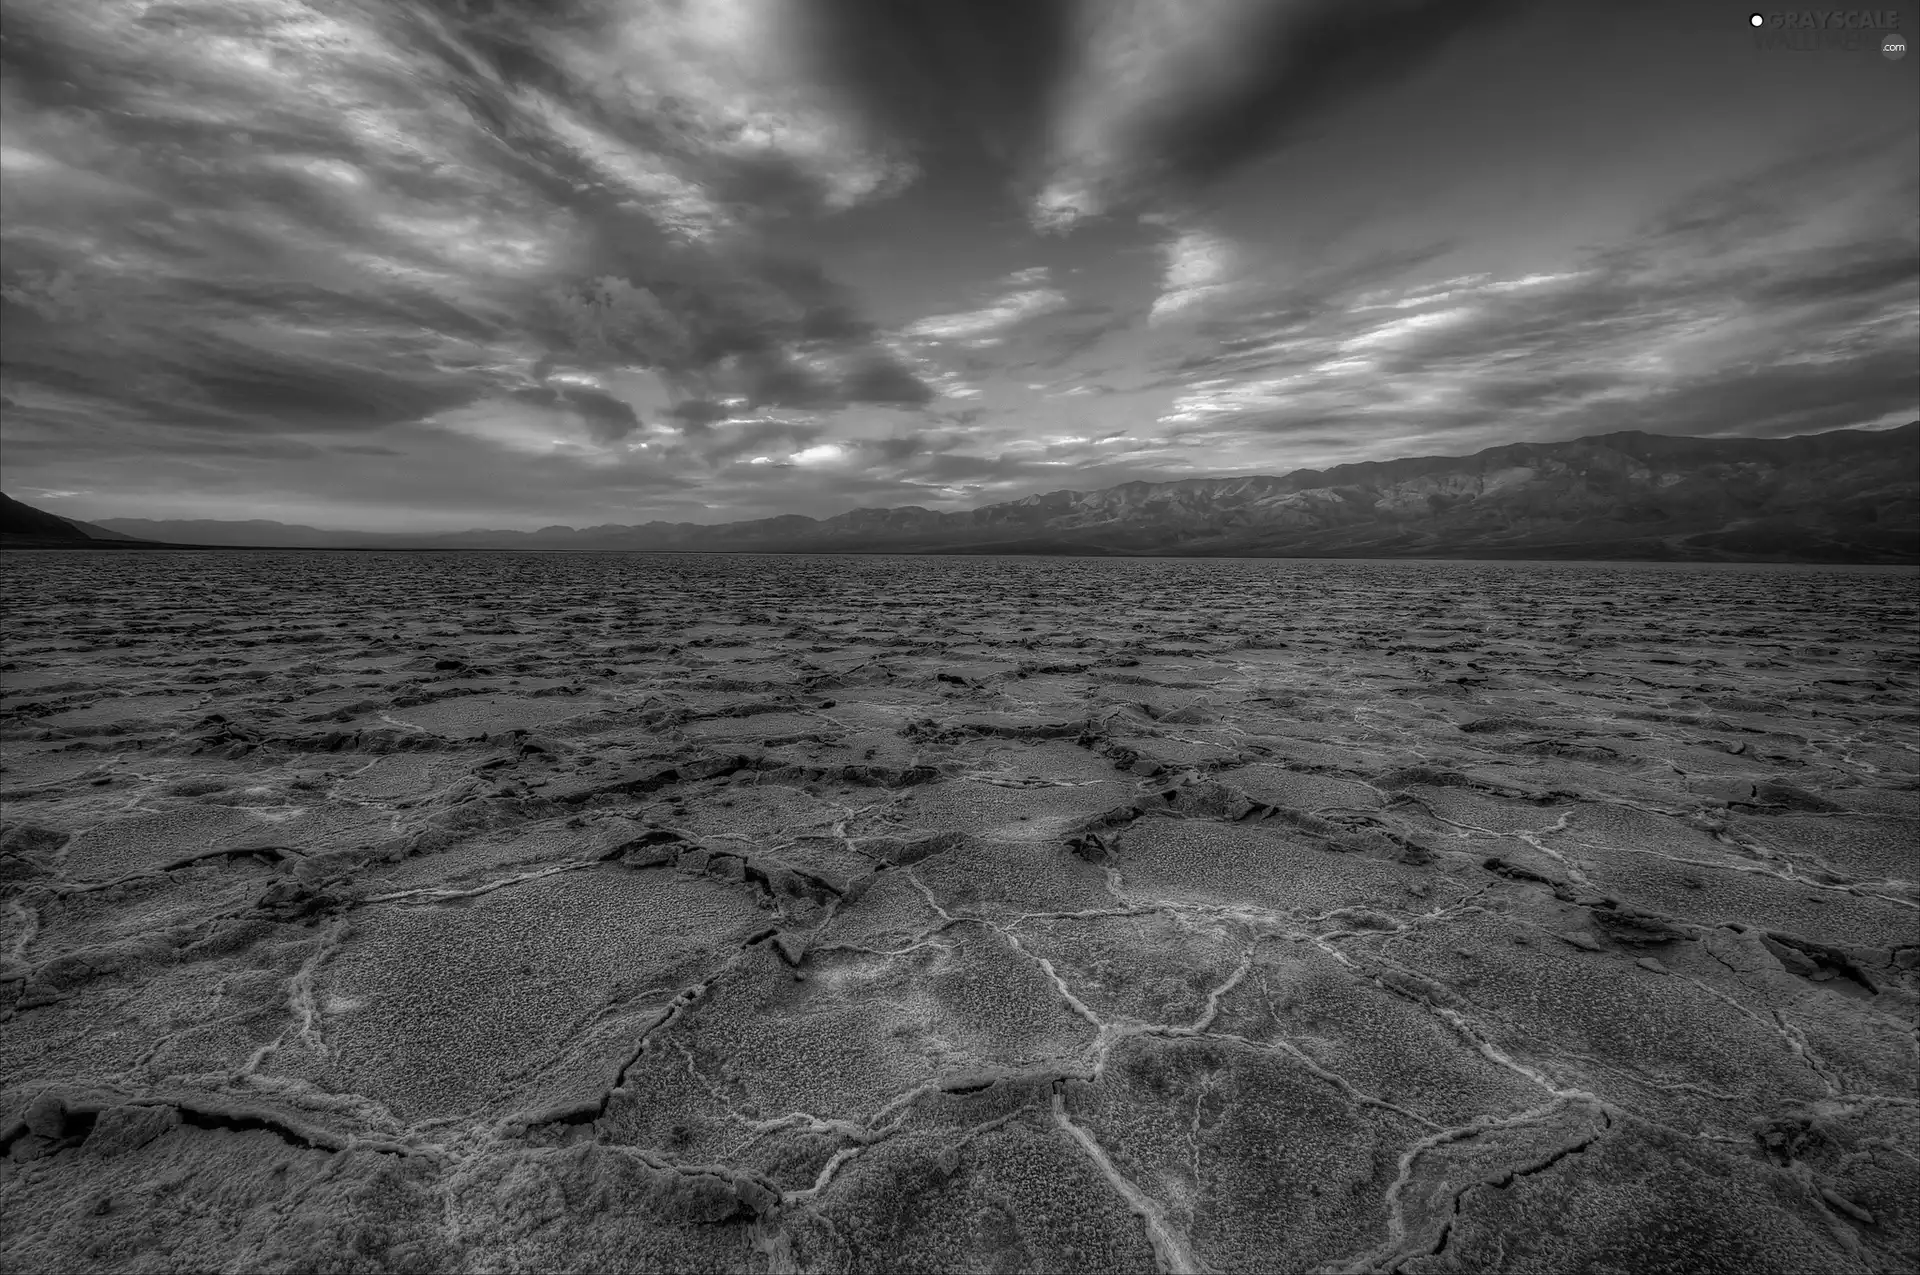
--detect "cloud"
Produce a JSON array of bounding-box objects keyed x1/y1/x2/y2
[
  {"x1": 902, "y1": 267, "x2": 1070, "y2": 341},
  {"x1": 532, "y1": 261, "x2": 931, "y2": 408},
  {"x1": 862, "y1": 435, "x2": 926, "y2": 463},
  {"x1": 0, "y1": 0, "x2": 925, "y2": 472},
  {"x1": 735, "y1": 354, "x2": 840, "y2": 411},
  {"x1": 796, "y1": 0, "x2": 1075, "y2": 169},
  {"x1": 1339, "y1": 306, "x2": 1478, "y2": 352},
  {"x1": 512, "y1": 89, "x2": 735, "y2": 243},
  {"x1": 553, "y1": 384, "x2": 642, "y2": 442},
  {"x1": 1145, "y1": 241, "x2": 1458, "y2": 383},
  {"x1": 984, "y1": 310, "x2": 1134, "y2": 373},
  {"x1": 1150, "y1": 147, "x2": 1918, "y2": 457},
  {"x1": 701, "y1": 416, "x2": 826, "y2": 465},
  {"x1": 715, "y1": 346, "x2": 932, "y2": 413},
  {"x1": 438, "y1": 0, "x2": 913, "y2": 213},
  {"x1": 842, "y1": 357, "x2": 935, "y2": 406},
  {"x1": 1033, "y1": 0, "x2": 1520, "y2": 227},
  {"x1": 791, "y1": 442, "x2": 847, "y2": 466},
  {"x1": 668, "y1": 398, "x2": 734, "y2": 431},
  {"x1": 4, "y1": 1, "x2": 1912, "y2": 533},
  {"x1": 1146, "y1": 219, "x2": 1241, "y2": 324}
]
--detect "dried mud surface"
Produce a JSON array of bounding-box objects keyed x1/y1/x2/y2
[{"x1": 2, "y1": 551, "x2": 1916, "y2": 1275}]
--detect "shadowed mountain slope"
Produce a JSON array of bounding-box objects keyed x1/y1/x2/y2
[
  {"x1": 1, "y1": 492, "x2": 92, "y2": 542},
  {"x1": 89, "y1": 422, "x2": 1920, "y2": 561},
  {"x1": 1, "y1": 494, "x2": 166, "y2": 549}
]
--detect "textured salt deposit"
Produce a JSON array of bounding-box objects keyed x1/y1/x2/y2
[{"x1": 2, "y1": 551, "x2": 1915, "y2": 1273}]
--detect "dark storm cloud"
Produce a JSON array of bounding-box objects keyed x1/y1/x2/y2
[
  {"x1": 668, "y1": 399, "x2": 732, "y2": 430},
  {"x1": 1131, "y1": 0, "x2": 1522, "y2": 197},
  {"x1": 0, "y1": 0, "x2": 928, "y2": 483},
  {"x1": 843, "y1": 358, "x2": 935, "y2": 407},
  {"x1": 797, "y1": 0, "x2": 1076, "y2": 165},
  {"x1": 1029, "y1": 1, "x2": 1531, "y2": 227},
  {"x1": 795, "y1": 0, "x2": 1525, "y2": 226},
  {"x1": 182, "y1": 354, "x2": 477, "y2": 432},
  {"x1": 6, "y1": 0, "x2": 1914, "y2": 531},
  {"x1": 667, "y1": 345, "x2": 930, "y2": 417},
  {"x1": 555, "y1": 385, "x2": 641, "y2": 441},
  {"x1": 737, "y1": 357, "x2": 841, "y2": 413},
  {"x1": 539, "y1": 247, "x2": 902, "y2": 384},
  {"x1": 3, "y1": 273, "x2": 489, "y2": 435},
  {"x1": 863, "y1": 435, "x2": 927, "y2": 463}
]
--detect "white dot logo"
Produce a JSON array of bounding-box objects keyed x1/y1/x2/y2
[
  {"x1": 1749, "y1": 12, "x2": 1765, "y2": 26},
  {"x1": 1886, "y1": 33, "x2": 1907, "y2": 60}
]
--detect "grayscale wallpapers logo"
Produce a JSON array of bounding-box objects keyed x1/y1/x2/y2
[{"x1": 1747, "y1": 9, "x2": 1907, "y2": 52}]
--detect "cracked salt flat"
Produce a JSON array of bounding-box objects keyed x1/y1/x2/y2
[{"x1": 0, "y1": 551, "x2": 1916, "y2": 1273}]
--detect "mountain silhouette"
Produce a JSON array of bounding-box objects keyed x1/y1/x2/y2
[{"x1": 63, "y1": 421, "x2": 1920, "y2": 562}]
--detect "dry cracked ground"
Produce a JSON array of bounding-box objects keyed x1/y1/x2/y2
[{"x1": 1, "y1": 551, "x2": 1916, "y2": 1275}]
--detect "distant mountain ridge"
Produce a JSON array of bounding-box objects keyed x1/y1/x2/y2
[
  {"x1": 1, "y1": 491, "x2": 90, "y2": 540},
  {"x1": 49, "y1": 421, "x2": 1920, "y2": 562}
]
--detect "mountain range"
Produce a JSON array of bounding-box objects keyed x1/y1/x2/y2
[
  {"x1": 7, "y1": 423, "x2": 1917, "y2": 561},
  {"x1": 0, "y1": 492, "x2": 151, "y2": 548}
]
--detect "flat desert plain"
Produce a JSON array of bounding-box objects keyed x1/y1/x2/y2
[{"x1": 2, "y1": 550, "x2": 1916, "y2": 1275}]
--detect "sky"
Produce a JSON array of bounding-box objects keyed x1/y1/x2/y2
[{"x1": 1, "y1": 0, "x2": 1916, "y2": 532}]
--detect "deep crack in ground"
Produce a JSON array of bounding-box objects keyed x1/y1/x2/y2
[{"x1": 2, "y1": 551, "x2": 1916, "y2": 1274}]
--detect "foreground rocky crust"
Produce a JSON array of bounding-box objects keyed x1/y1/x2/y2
[{"x1": 1, "y1": 551, "x2": 1915, "y2": 1274}]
